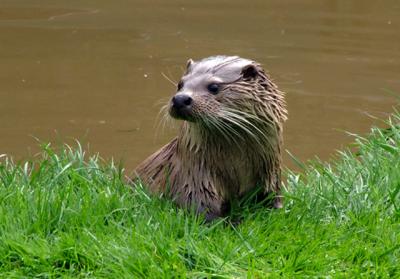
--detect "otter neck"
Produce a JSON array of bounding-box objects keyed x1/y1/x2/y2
[
  {"x1": 177, "y1": 121, "x2": 236, "y2": 155},
  {"x1": 176, "y1": 121, "x2": 280, "y2": 162},
  {"x1": 175, "y1": 121, "x2": 281, "y2": 199}
]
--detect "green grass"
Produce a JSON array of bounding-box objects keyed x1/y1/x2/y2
[{"x1": 1, "y1": 114, "x2": 400, "y2": 278}]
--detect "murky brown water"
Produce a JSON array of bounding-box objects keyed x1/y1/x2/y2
[{"x1": 1, "y1": 0, "x2": 399, "y2": 170}]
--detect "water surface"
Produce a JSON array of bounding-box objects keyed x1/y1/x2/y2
[{"x1": 0, "y1": 0, "x2": 399, "y2": 170}]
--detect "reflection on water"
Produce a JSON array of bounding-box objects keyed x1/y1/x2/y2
[{"x1": 0, "y1": 0, "x2": 399, "y2": 170}]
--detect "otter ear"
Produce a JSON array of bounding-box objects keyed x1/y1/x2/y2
[
  {"x1": 186, "y1": 59, "x2": 194, "y2": 72},
  {"x1": 241, "y1": 64, "x2": 259, "y2": 80}
]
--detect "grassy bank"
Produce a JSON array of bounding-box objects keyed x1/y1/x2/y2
[{"x1": 0, "y1": 114, "x2": 399, "y2": 278}]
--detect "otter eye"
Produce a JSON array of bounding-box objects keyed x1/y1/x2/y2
[
  {"x1": 207, "y1": 83, "x2": 219, "y2": 95},
  {"x1": 177, "y1": 80, "x2": 184, "y2": 91}
]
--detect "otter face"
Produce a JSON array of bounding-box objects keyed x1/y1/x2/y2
[
  {"x1": 169, "y1": 76, "x2": 223, "y2": 122},
  {"x1": 168, "y1": 55, "x2": 287, "y2": 145},
  {"x1": 169, "y1": 56, "x2": 259, "y2": 123}
]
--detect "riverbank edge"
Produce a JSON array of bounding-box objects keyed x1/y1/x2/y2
[{"x1": 0, "y1": 112, "x2": 399, "y2": 277}]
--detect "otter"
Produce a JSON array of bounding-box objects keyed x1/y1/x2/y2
[{"x1": 135, "y1": 56, "x2": 287, "y2": 221}]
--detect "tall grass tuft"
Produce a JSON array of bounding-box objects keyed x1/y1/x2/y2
[{"x1": 0, "y1": 113, "x2": 399, "y2": 277}]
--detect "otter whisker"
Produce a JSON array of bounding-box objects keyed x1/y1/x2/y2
[
  {"x1": 155, "y1": 96, "x2": 171, "y2": 107},
  {"x1": 203, "y1": 115, "x2": 242, "y2": 147},
  {"x1": 161, "y1": 72, "x2": 177, "y2": 87},
  {"x1": 155, "y1": 104, "x2": 167, "y2": 138},
  {"x1": 214, "y1": 113, "x2": 246, "y2": 144},
  {"x1": 220, "y1": 110, "x2": 266, "y2": 145},
  {"x1": 224, "y1": 107, "x2": 277, "y2": 134},
  {"x1": 223, "y1": 108, "x2": 279, "y2": 152},
  {"x1": 155, "y1": 103, "x2": 174, "y2": 138}
]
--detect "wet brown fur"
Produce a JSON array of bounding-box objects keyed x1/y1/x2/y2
[{"x1": 134, "y1": 56, "x2": 287, "y2": 221}]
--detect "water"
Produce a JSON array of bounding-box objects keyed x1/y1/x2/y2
[{"x1": 0, "y1": 0, "x2": 399, "y2": 170}]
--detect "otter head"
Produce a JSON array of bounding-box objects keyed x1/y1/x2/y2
[{"x1": 168, "y1": 56, "x2": 286, "y2": 143}]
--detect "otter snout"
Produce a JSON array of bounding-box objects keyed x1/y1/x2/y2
[
  {"x1": 170, "y1": 93, "x2": 193, "y2": 120},
  {"x1": 172, "y1": 94, "x2": 192, "y2": 109}
]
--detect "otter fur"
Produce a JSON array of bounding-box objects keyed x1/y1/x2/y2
[{"x1": 135, "y1": 56, "x2": 287, "y2": 221}]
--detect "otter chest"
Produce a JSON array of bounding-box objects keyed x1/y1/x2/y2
[{"x1": 213, "y1": 149, "x2": 260, "y2": 199}]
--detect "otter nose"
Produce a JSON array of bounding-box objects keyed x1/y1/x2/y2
[{"x1": 172, "y1": 94, "x2": 192, "y2": 109}]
